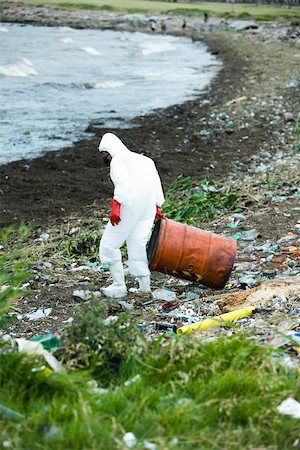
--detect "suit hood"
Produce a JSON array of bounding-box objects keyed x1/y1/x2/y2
[{"x1": 98, "y1": 133, "x2": 131, "y2": 158}]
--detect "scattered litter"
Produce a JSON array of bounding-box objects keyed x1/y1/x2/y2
[
  {"x1": 86, "y1": 380, "x2": 109, "y2": 395},
  {"x1": 123, "y1": 432, "x2": 137, "y2": 449},
  {"x1": 124, "y1": 374, "x2": 141, "y2": 387},
  {"x1": 104, "y1": 315, "x2": 118, "y2": 326},
  {"x1": 241, "y1": 229, "x2": 260, "y2": 241},
  {"x1": 25, "y1": 308, "x2": 52, "y2": 321},
  {"x1": 72, "y1": 290, "x2": 101, "y2": 300},
  {"x1": 15, "y1": 338, "x2": 64, "y2": 372},
  {"x1": 119, "y1": 300, "x2": 134, "y2": 311},
  {"x1": 30, "y1": 334, "x2": 60, "y2": 351},
  {"x1": 39, "y1": 232, "x2": 50, "y2": 241},
  {"x1": 176, "y1": 306, "x2": 255, "y2": 335},
  {"x1": 144, "y1": 440, "x2": 157, "y2": 450},
  {"x1": 277, "y1": 398, "x2": 300, "y2": 419},
  {"x1": 152, "y1": 288, "x2": 177, "y2": 301}
]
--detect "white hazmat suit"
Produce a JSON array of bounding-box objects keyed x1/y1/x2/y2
[{"x1": 99, "y1": 133, "x2": 165, "y2": 298}]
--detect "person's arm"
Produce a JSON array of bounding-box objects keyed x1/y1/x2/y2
[
  {"x1": 110, "y1": 158, "x2": 130, "y2": 205},
  {"x1": 153, "y1": 164, "x2": 165, "y2": 219},
  {"x1": 154, "y1": 165, "x2": 165, "y2": 208}
]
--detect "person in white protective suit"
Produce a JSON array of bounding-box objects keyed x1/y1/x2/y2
[{"x1": 98, "y1": 132, "x2": 165, "y2": 299}]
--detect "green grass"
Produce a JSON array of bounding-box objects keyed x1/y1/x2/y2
[
  {"x1": 0, "y1": 225, "x2": 32, "y2": 315},
  {"x1": 1, "y1": 313, "x2": 299, "y2": 449},
  {"x1": 163, "y1": 176, "x2": 240, "y2": 225},
  {"x1": 1, "y1": 0, "x2": 299, "y2": 21}
]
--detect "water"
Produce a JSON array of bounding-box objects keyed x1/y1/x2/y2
[{"x1": 0, "y1": 23, "x2": 221, "y2": 164}]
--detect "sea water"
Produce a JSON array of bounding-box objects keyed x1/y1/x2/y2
[{"x1": 0, "y1": 23, "x2": 221, "y2": 164}]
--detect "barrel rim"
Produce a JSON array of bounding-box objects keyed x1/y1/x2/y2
[{"x1": 147, "y1": 219, "x2": 162, "y2": 264}]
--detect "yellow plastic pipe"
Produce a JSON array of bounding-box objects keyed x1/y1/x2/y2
[{"x1": 176, "y1": 306, "x2": 255, "y2": 335}]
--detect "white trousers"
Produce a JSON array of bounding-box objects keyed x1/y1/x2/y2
[{"x1": 99, "y1": 204, "x2": 155, "y2": 277}]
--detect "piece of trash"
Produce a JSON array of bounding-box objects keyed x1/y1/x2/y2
[
  {"x1": 0, "y1": 403, "x2": 25, "y2": 421},
  {"x1": 15, "y1": 338, "x2": 64, "y2": 372},
  {"x1": 124, "y1": 374, "x2": 141, "y2": 387},
  {"x1": 152, "y1": 288, "x2": 177, "y2": 301},
  {"x1": 143, "y1": 440, "x2": 157, "y2": 450},
  {"x1": 30, "y1": 334, "x2": 60, "y2": 351},
  {"x1": 25, "y1": 308, "x2": 52, "y2": 321},
  {"x1": 119, "y1": 300, "x2": 133, "y2": 311},
  {"x1": 241, "y1": 229, "x2": 260, "y2": 241},
  {"x1": 62, "y1": 317, "x2": 73, "y2": 324},
  {"x1": 86, "y1": 380, "x2": 109, "y2": 395},
  {"x1": 277, "y1": 398, "x2": 300, "y2": 419},
  {"x1": 72, "y1": 290, "x2": 92, "y2": 301},
  {"x1": 184, "y1": 292, "x2": 199, "y2": 301},
  {"x1": 123, "y1": 432, "x2": 137, "y2": 448},
  {"x1": 33, "y1": 261, "x2": 53, "y2": 270},
  {"x1": 176, "y1": 306, "x2": 255, "y2": 335},
  {"x1": 231, "y1": 213, "x2": 247, "y2": 222},
  {"x1": 230, "y1": 232, "x2": 243, "y2": 241},
  {"x1": 159, "y1": 301, "x2": 180, "y2": 312},
  {"x1": 104, "y1": 316, "x2": 118, "y2": 326},
  {"x1": 39, "y1": 232, "x2": 50, "y2": 241},
  {"x1": 155, "y1": 322, "x2": 175, "y2": 331}
]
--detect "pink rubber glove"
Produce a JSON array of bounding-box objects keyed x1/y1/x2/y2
[
  {"x1": 155, "y1": 205, "x2": 166, "y2": 220},
  {"x1": 110, "y1": 199, "x2": 121, "y2": 226}
]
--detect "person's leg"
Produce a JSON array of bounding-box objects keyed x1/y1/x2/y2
[
  {"x1": 126, "y1": 217, "x2": 154, "y2": 293},
  {"x1": 99, "y1": 220, "x2": 133, "y2": 298}
]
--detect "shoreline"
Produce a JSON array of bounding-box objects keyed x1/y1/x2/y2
[{"x1": 0, "y1": 4, "x2": 299, "y2": 228}]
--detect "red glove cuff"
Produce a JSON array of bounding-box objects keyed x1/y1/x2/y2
[
  {"x1": 110, "y1": 199, "x2": 121, "y2": 226},
  {"x1": 155, "y1": 205, "x2": 166, "y2": 220}
]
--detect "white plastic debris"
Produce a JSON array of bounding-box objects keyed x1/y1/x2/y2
[
  {"x1": 277, "y1": 398, "x2": 300, "y2": 419},
  {"x1": 72, "y1": 290, "x2": 92, "y2": 300},
  {"x1": 118, "y1": 300, "x2": 133, "y2": 311},
  {"x1": 123, "y1": 432, "x2": 137, "y2": 448},
  {"x1": 104, "y1": 316, "x2": 118, "y2": 326},
  {"x1": 86, "y1": 380, "x2": 109, "y2": 395},
  {"x1": 143, "y1": 440, "x2": 157, "y2": 450},
  {"x1": 152, "y1": 288, "x2": 177, "y2": 301},
  {"x1": 15, "y1": 338, "x2": 64, "y2": 372},
  {"x1": 25, "y1": 308, "x2": 52, "y2": 321},
  {"x1": 124, "y1": 374, "x2": 141, "y2": 387},
  {"x1": 39, "y1": 233, "x2": 50, "y2": 241},
  {"x1": 241, "y1": 229, "x2": 259, "y2": 241}
]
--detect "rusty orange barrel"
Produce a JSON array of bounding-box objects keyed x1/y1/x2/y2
[{"x1": 147, "y1": 218, "x2": 237, "y2": 289}]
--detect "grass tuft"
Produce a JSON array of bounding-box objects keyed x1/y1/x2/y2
[{"x1": 163, "y1": 176, "x2": 239, "y2": 225}]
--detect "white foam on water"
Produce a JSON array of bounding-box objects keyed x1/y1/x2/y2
[
  {"x1": 93, "y1": 81, "x2": 125, "y2": 89},
  {"x1": 59, "y1": 37, "x2": 74, "y2": 43},
  {"x1": 0, "y1": 58, "x2": 38, "y2": 77},
  {"x1": 139, "y1": 40, "x2": 176, "y2": 56},
  {"x1": 80, "y1": 46, "x2": 100, "y2": 55},
  {"x1": 0, "y1": 26, "x2": 8, "y2": 32}
]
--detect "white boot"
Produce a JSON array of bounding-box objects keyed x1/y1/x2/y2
[
  {"x1": 102, "y1": 261, "x2": 127, "y2": 299},
  {"x1": 137, "y1": 275, "x2": 151, "y2": 294}
]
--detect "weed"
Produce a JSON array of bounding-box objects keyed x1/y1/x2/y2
[
  {"x1": 57, "y1": 302, "x2": 146, "y2": 385},
  {"x1": 60, "y1": 229, "x2": 101, "y2": 258},
  {"x1": 0, "y1": 226, "x2": 32, "y2": 316},
  {"x1": 1, "y1": 333, "x2": 299, "y2": 449},
  {"x1": 163, "y1": 176, "x2": 239, "y2": 225}
]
